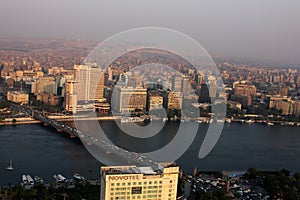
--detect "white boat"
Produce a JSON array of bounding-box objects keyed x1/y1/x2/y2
[
  {"x1": 225, "y1": 118, "x2": 232, "y2": 123},
  {"x1": 6, "y1": 160, "x2": 13, "y2": 171},
  {"x1": 22, "y1": 175, "x2": 28, "y2": 184},
  {"x1": 73, "y1": 173, "x2": 85, "y2": 181},
  {"x1": 207, "y1": 119, "x2": 213, "y2": 124},
  {"x1": 162, "y1": 118, "x2": 168, "y2": 122},
  {"x1": 54, "y1": 174, "x2": 67, "y2": 183},
  {"x1": 53, "y1": 174, "x2": 60, "y2": 182},
  {"x1": 267, "y1": 122, "x2": 274, "y2": 126},
  {"x1": 26, "y1": 175, "x2": 34, "y2": 185},
  {"x1": 246, "y1": 119, "x2": 254, "y2": 124}
]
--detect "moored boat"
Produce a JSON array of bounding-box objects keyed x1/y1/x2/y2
[
  {"x1": 6, "y1": 160, "x2": 13, "y2": 171},
  {"x1": 34, "y1": 176, "x2": 44, "y2": 184},
  {"x1": 73, "y1": 173, "x2": 85, "y2": 181},
  {"x1": 22, "y1": 175, "x2": 28, "y2": 184},
  {"x1": 26, "y1": 175, "x2": 34, "y2": 185},
  {"x1": 54, "y1": 174, "x2": 67, "y2": 183}
]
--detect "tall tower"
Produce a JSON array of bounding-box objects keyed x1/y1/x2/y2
[{"x1": 74, "y1": 64, "x2": 104, "y2": 102}]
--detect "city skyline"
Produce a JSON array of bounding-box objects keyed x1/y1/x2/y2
[
  {"x1": 1, "y1": 0, "x2": 300, "y2": 66},
  {"x1": 1, "y1": 1, "x2": 300, "y2": 199}
]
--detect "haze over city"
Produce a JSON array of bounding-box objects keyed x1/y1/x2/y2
[
  {"x1": 2, "y1": 1, "x2": 300, "y2": 199},
  {"x1": 1, "y1": 0, "x2": 300, "y2": 66}
]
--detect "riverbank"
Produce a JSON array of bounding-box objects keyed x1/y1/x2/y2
[{"x1": 0, "y1": 117, "x2": 41, "y2": 126}]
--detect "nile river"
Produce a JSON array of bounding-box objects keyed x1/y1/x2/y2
[{"x1": 0, "y1": 121, "x2": 300, "y2": 185}]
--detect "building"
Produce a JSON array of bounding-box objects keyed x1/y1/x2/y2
[
  {"x1": 7, "y1": 91, "x2": 29, "y2": 104},
  {"x1": 279, "y1": 85, "x2": 289, "y2": 97},
  {"x1": 167, "y1": 92, "x2": 182, "y2": 110},
  {"x1": 31, "y1": 77, "x2": 57, "y2": 95},
  {"x1": 74, "y1": 64, "x2": 105, "y2": 102},
  {"x1": 149, "y1": 94, "x2": 164, "y2": 110},
  {"x1": 112, "y1": 86, "x2": 147, "y2": 114},
  {"x1": 128, "y1": 76, "x2": 143, "y2": 88},
  {"x1": 227, "y1": 101, "x2": 242, "y2": 110},
  {"x1": 172, "y1": 75, "x2": 183, "y2": 92},
  {"x1": 208, "y1": 76, "x2": 217, "y2": 98},
  {"x1": 233, "y1": 81, "x2": 257, "y2": 97},
  {"x1": 269, "y1": 96, "x2": 295, "y2": 115},
  {"x1": 182, "y1": 76, "x2": 192, "y2": 96},
  {"x1": 100, "y1": 163, "x2": 179, "y2": 200},
  {"x1": 65, "y1": 94, "x2": 77, "y2": 113}
]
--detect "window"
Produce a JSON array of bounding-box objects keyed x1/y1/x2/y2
[{"x1": 132, "y1": 186, "x2": 142, "y2": 194}]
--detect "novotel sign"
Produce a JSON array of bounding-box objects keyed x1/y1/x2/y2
[{"x1": 108, "y1": 175, "x2": 140, "y2": 181}]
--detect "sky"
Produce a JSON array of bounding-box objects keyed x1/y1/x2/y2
[{"x1": 1, "y1": 0, "x2": 300, "y2": 65}]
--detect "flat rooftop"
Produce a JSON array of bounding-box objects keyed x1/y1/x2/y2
[
  {"x1": 102, "y1": 162, "x2": 176, "y2": 176},
  {"x1": 103, "y1": 166, "x2": 158, "y2": 175}
]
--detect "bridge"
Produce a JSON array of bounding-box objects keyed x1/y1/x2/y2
[{"x1": 29, "y1": 109, "x2": 160, "y2": 170}]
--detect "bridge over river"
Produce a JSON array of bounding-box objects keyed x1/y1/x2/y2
[{"x1": 31, "y1": 109, "x2": 160, "y2": 170}]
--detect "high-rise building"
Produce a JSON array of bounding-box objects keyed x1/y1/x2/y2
[
  {"x1": 208, "y1": 76, "x2": 217, "y2": 98},
  {"x1": 100, "y1": 163, "x2": 179, "y2": 200},
  {"x1": 112, "y1": 86, "x2": 147, "y2": 114},
  {"x1": 74, "y1": 64, "x2": 105, "y2": 102},
  {"x1": 172, "y1": 75, "x2": 183, "y2": 93},
  {"x1": 182, "y1": 76, "x2": 192, "y2": 96}
]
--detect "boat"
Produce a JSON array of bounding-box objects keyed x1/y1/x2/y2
[
  {"x1": 26, "y1": 175, "x2": 34, "y2": 185},
  {"x1": 58, "y1": 174, "x2": 67, "y2": 182},
  {"x1": 216, "y1": 119, "x2": 225, "y2": 123},
  {"x1": 34, "y1": 176, "x2": 44, "y2": 184},
  {"x1": 225, "y1": 118, "x2": 232, "y2": 123},
  {"x1": 22, "y1": 175, "x2": 28, "y2": 184},
  {"x1": 246, "y1": 119, "x2": 254, "y2": 124},
  {"x1": 6, "y1": 160, "x2": 13, "y2": 171},
  {"x1": 54, "y1": 174, "x2": 67, "y2": 183},
  {"x1": 267, "y1": 122, "x2": 274, "y2": 126},
  {"x1": 53, "y1": 174, "x2": 60, "y2": 182},
  {"x1": 121, "y1": 117, "x2": 145, "y2": 123},
  {"x1": 73, "y1": 173, "x2": 85, "y2": 181}
]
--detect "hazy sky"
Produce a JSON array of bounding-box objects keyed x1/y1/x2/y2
[{"x1": 1, "y1": 0, "x2": 300, "y2": 65}]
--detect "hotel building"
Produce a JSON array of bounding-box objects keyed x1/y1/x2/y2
[
  {"x1": 74, "y1": 64, "x2": 105, "y2": 102},
  {"x1": 112, "y1": 86, "x2": 147, "y2": 114},
  {"x1": 100, "y1": 163, "x2": 179, "y2": 200}
]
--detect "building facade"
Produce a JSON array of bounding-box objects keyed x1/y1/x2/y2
[
  {"x1": 7, "y1": 91, "x2": 29, "y2": 104},
  {"x1": 100, "y1": 163, "x2": 179, "y2": 200},
  {"x1": 112, "y1": 86, "x2": 147, "y2": 114},
  {"x1": 167, "y1": 92, "x2": 182, "y2": 110},
  {"x1": 74, "y1": 64, "x2": 105, "y2": 102},
  {"x1": 149, "y1": 95, "x2": 164, "y2": 110}
]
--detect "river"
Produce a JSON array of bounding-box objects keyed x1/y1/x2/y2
[{"x1": 0, "y1": 121, "x2": 300, "y2": 185}]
